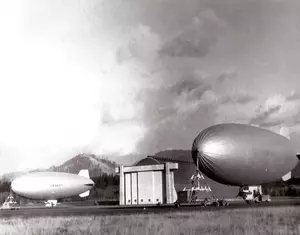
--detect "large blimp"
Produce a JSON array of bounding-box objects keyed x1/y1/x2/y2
[
  {"x1": 11, "y1": 170, "x2": 94, "y2": 206},
  {"x1": 192, "y1": 123, "x2": 299, "y2": 186}
]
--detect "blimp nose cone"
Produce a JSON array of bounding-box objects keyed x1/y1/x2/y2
[
  {"x1": 11, "y1": 178, "x2": 22, "y2": 194},
  {"x1": 192, "y1": 131, "x2": 231, "y2": 163},
  {"x1": 191, "y1": 124, "x2": 240, "y2": 185}
]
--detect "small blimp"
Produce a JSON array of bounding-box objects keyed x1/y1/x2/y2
[
  {"x1": 11, "y1": 169, "x2": 94, "y2": 207},
  {"x1": 192, "y1": 123, "x2": 299, "y2": 187}
]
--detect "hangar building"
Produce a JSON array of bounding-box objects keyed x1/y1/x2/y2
[
  {"x1": 116, "y1": 163, "x2": 178, "y2": 206},
  {"x1": 135, "y1": 153, "x2": 239, "y2": 199}
]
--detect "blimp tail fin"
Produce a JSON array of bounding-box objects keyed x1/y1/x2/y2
[
  {"x1": 282, "y1": 171, "x2": 292, "y2": 181},
  {"x1": 78, "y1": 169, "x2": 90, "y2": 179},
  {"x1": 279, "y1": 127, "x2": 290, "y2": 140},
  {"x1": 79, "y1": 190, "x2": 90, "y2": 198}
]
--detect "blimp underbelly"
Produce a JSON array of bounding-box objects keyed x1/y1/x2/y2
[{"x1": 197, "y1": 144, "x2": 293, "y2": 185}]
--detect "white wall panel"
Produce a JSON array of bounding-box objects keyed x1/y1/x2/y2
[
  {"x1": 152, "y1": 171, "x2": 163, "y2": 204},
  {"x1": 125, "y1": 173, "x2": 132, "y2": 205},
  {"x1": 131, "y1": 172, "x2": 138, "y2": 205}
]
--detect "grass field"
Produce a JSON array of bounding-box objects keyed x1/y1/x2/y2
[{"x1": 0, "y1": 207, "x2": 299, "y2": 235}]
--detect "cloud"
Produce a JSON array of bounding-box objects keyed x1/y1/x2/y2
[
  {"x1": 219, "y1": 91, "x2": 255, "y2": 104},
  {"x1": 287, "y1": 90, "x2": 300, "y2": 101},
  {"x1": 135, "y1": 68, "x2": 218, "y2": 154},
  {"x1": 136, "y1": 100, "x2": 218, "y2": 154},
  {"x1": 0, "y1": 1, "x2": 165, "y2": 172},
  {"x1": 1, "y1": 0, "x2": 300, "y2": 171},
  {"x1": 250, "y1": 105, "x2": 282, "y2": 125},
  {"x1": 217, "y1": 69, "x2": 237, "y2": 83},
  {"x1": 170, "y1": 77, "x2": 202, "y2": 96},
  {"x1": 295, "y1": 113, "x2": 300, "y2": 124},
  {"x1": 160, "y1": 9, "x2": 226, "y2": 58},
  {"x1": 116, "y1": 25, "x2": 162, "y2": 66},
  {"x1": 248, "y1": 93, "x2": 300, "y2": 129},
  {"x1": 170, "y1": 71, "x2": 211, "y2": 96}
]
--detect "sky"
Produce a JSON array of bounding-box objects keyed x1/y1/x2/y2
[{"x1": 0, "y1": 0, "x2": 300, "y2": 173}]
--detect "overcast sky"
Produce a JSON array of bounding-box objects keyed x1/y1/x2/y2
[{"x1": 0, "y1": 0, "x2": 300, "y2": 173}]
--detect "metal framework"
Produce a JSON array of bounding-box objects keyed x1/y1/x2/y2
[
  {"x1": 0, "y1": 190, "x2": 19, "y2": 209},
  {"x1": 183, "y1": 158, "x2": 217, "y2": 200}
]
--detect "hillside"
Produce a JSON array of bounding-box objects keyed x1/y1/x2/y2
[
  {"x1": 49, "y1": 153, "x2": 118, "y2": 177},
  {"x1": 0, "y1": 153, "x2": 118, "y2": 182}
]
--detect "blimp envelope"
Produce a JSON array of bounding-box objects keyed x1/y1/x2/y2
[{"x1": 192, "y1": 123, "x2": 299, "y2": 186}]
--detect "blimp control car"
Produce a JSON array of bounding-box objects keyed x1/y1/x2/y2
[
  {"x1": 192, "y1": 123, "x2": 299, "y2": 203},
  {"x1": 11, "y1": 169, "x2": 94, "y2": 207}
]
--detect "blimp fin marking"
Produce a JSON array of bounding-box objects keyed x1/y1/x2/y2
[
  {"x1": 78, "y1": 169, "x2": 90, "y2": 179},
  {"x1": 282, "y1": 171, "x2": 292, "y2": 181},
  {"x1": 79, "y1": 190, "x2": 90, "y2": 198}
]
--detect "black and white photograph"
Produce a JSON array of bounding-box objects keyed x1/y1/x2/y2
[{"x1": 0, "y1": 0, "x2": 300, "y2": 234}]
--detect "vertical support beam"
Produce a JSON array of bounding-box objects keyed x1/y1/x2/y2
[
  {"x1": 170, "y1": 170, "x2": 177, "y2": 203},
  {"x1": 119, "y1": 165, "x2": 125, "y2": 205},
  {"x1": 165, "y1": 162, "x2": 171, "y2": 204}
]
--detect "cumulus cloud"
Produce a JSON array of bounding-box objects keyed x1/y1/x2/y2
[
  {"x1": 219, "y1": 90, "x2": 255, "y2": 105},
  {"x1": 136, "y1": 101, "x2": 218, "y2": 154},
  {"x1": 1, "y1": 0, "x2": 300, "y2": 172},
  {"x1": 287, "y1": 90, "x2": 300, "y2": 101},
  {"x1": 249, "y1": 105, "x2": 282, "y2": 126},
  {"x1": 217, "y1": 69, "x2": 237, "y2": 83},
  {"x1": 0, "y1": 1, "x2": 159, "y2": 172},
  {"x1": 161, "y1": 9, "x2": 226, "y2": 58},
  {"x1": 116, "y1": 25, "x2": 162, "y2": 66},
  {"x1": 249, "y1": 93, "x2": 300, "y2": 130},
  {"x1": 170, "y1": 72, "x2": 212, "y2": 98}
]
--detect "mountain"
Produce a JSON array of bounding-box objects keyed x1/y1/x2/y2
[
  {"x1": 49, "y1": 153, "x2": 118, "y2": 177},
  {"x1": 0, "y1": 153, "x2": 119, "y2": 182}
]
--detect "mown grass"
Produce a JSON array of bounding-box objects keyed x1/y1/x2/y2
[{"x1": 0, "y1": 207, "x2": 299, "y2": 235}]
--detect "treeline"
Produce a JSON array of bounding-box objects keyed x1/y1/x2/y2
[
  {"x1": 0, "y1": 181, "x2": 10, "y2": 192},
  {"x1": 0, "y1": 173, "x2": 120, "y2": 205},
  {"x1": 263, "y1": 185, "x2": 300, "y2": 196},
  {"x1": 89, "y1": 173, "x2": 119, "y2": 200},
  {"x1": 262, "y1": 178, "x2": 300, "y2": 197}
]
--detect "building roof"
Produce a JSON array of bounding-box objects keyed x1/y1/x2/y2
[
  {"x1": 152, "y1": 150, "x2": 194, "y2": 163},
  {"x1": 148, "y1": 155, "x2": 194, "y2": 164}
]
